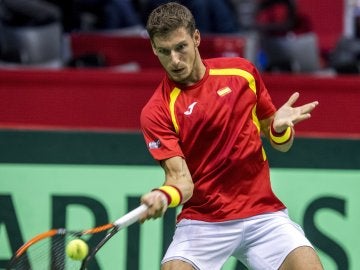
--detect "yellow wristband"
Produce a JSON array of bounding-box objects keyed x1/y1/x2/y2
[
  {"x1": 156, "y1": 185, "x2": 182, "y2": 208},
  {"x1": 270, "y1": 126, "x2": 292, "y2": 144}
]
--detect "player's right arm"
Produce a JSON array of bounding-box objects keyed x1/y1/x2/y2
[{"x1": 140, "y1": 156, "x2": 194, "y2": 223}]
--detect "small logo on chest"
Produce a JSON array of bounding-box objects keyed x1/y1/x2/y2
[
  {"x1": 217, "y1": 87, "x2": 232, "y2": 96},
  {"x1": 184, "y1": 102, "x2": 198, "y2": 115}
]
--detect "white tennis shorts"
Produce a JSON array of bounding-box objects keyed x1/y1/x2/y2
[{"x1": 162, "y1": 209, "x2": 313, "y2": 270}]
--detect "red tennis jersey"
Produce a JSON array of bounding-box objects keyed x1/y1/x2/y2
[{"x1": 141, "y1": 57, "x2": 285, "y2": 222}]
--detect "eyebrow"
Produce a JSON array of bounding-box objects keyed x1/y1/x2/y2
[{"x1": 155, "y1": 39, "x2": 188, "y2": 51}]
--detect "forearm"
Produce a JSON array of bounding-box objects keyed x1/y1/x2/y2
[
  {"x1": 161, "y1": 156, "x2": 194, "y2": 204},
  {"x1": 140, "y1": 156, "x2": 193, "y2": 222}
]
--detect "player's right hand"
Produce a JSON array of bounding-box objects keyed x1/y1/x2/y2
[{"x1": 139, "y1": 190, "x2": 168, "y2": 223}]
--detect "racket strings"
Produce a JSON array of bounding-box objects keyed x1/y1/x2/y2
[{"x1": 8, "y1": 235, "x2": 83, "y2": 270}]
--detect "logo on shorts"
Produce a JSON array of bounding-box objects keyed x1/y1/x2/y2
[{"x1": 148, "y1": 139, "x2": 161, "y2": 149}]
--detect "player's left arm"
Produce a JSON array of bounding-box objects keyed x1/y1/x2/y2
[{"x1": 260, "y1": 92, "x2": 319, "y2": 152}]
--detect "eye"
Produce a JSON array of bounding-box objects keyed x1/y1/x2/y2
[
  {"x1": 176, "y1": 44, "x2": 186, "y2": 52},
  {"x1": 157, "y1": 48, "x2": 170, "y2": 56}
]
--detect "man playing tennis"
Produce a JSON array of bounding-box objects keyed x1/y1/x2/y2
[{"x1": 139, "y1": 2, "x2": 323, "y2": 269}]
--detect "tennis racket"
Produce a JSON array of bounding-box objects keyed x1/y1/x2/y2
[{"x1": 7, "y1": 204, "x2": 148, "y2": 270}]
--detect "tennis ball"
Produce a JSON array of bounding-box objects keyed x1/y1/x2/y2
[{"x1": 66, "y1": 239, "x2": 89, "y2": 261}]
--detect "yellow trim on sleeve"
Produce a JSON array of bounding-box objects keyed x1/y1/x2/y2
[
  {"x1": 169, "y1": 87, "x2": 181, "y2": 134},
  {"x1": 252, "y1": 105, "x2": 267, "y2": 161},
  {"x1": 209, "y1": 68, "x2": 256, "y2": 94},
  {"x1": 261, "y1": 147, "x2": 267, "y2": 161},
  {"x1": 251, "y1": 105, "x2": 260, "y2": 132}
]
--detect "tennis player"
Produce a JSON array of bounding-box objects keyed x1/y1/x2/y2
[{"x1": 139, "y1": 2, "x2": 323, "y2": 270}]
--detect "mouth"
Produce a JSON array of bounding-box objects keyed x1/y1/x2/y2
[{"x1": 172, "y1": 67, "x2": 185, "y2": 74}]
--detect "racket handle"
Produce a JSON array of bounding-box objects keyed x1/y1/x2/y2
[{"x1": 113, "y1": 204, "x2": 148, "y2": 229}]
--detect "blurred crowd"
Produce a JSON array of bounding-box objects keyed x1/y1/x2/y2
[
  {"x1": 0, "y1": 0, "x2": 305, "y2": 33},
  {"x1": 0, "y1": 0, "x2": 359, "y2": 73}
]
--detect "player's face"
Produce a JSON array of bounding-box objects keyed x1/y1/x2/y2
[{"x1": 152, "y1": 27, "x2": 203, "y2": 85}]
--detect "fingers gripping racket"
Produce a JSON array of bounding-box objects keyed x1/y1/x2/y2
[{"x1": 7, "y1": 204, "x2": 148, "y2": 270}]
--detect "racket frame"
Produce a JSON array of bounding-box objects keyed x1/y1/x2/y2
[{"x1": 7, "y1": 204, "x2": 148, "y2": 270}]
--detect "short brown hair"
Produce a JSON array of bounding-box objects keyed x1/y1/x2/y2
[{"x1": 146, "y1": 2, "x2": 196, "y2": 40}]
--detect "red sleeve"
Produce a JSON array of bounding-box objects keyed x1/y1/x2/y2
[
  {"x1": 253, "y1": 65, "x2": 276, "y2": 120},
  {"x1": 140, "y1": 102, "x2": 184, "y2": 161}
]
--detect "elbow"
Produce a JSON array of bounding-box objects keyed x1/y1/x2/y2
[
  {"x1": 188, "y1": 181, "x2": 194, "y2": 198},
  {"x1": 182, "y1": 179, "x2": 194, "y2": 204}
]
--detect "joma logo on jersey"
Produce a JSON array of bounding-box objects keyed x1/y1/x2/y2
[
  {"x1": 184, "y1": 102, "x2": 198, "y2": 115},
  {"x1": 148, "y1": 139, "x2": 161, "y2": 149}
]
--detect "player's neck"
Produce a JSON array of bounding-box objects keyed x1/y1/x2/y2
[{"x1": 186, "y1": 53, "x2": 206, "y2": 86}]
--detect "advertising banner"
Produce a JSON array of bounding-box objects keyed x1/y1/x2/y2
[{"x1": 1, "y1": 164, "x2": 359, "y2": 269}]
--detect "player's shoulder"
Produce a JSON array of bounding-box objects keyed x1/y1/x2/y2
[
  {"x1": 205, "y1": 57, "x2": 256, "y2": 71},
  {"x1": 141, "y1": 78, "x2": 170, "y2": 116},
  {"x1": 140, "y1": 82, "x2": 173, "y2": 130}
]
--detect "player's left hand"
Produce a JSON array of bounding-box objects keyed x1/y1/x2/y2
[{"x1": 273, "y1": 92, "x2": 319, "y2": 132}]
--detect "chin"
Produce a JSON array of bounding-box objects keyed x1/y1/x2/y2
[
  {"x1": 173, "y1": 72, "x2": 191, "y2": 83},
  {"x1": 170, "y1": 74, "x2": 185, "y2": 83}
]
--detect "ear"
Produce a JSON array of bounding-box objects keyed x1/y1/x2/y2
[{"x1": 193, "y1": 29, "x2": 201, "y2": 47}]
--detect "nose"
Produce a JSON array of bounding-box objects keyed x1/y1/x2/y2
[{"x1": 170, "y1": 51, "x2": 180, "y2": 66}]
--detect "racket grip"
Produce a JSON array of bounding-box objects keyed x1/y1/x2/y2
[{"x1": 113, "y1": 204, "x2": 148, "y2": 229}]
